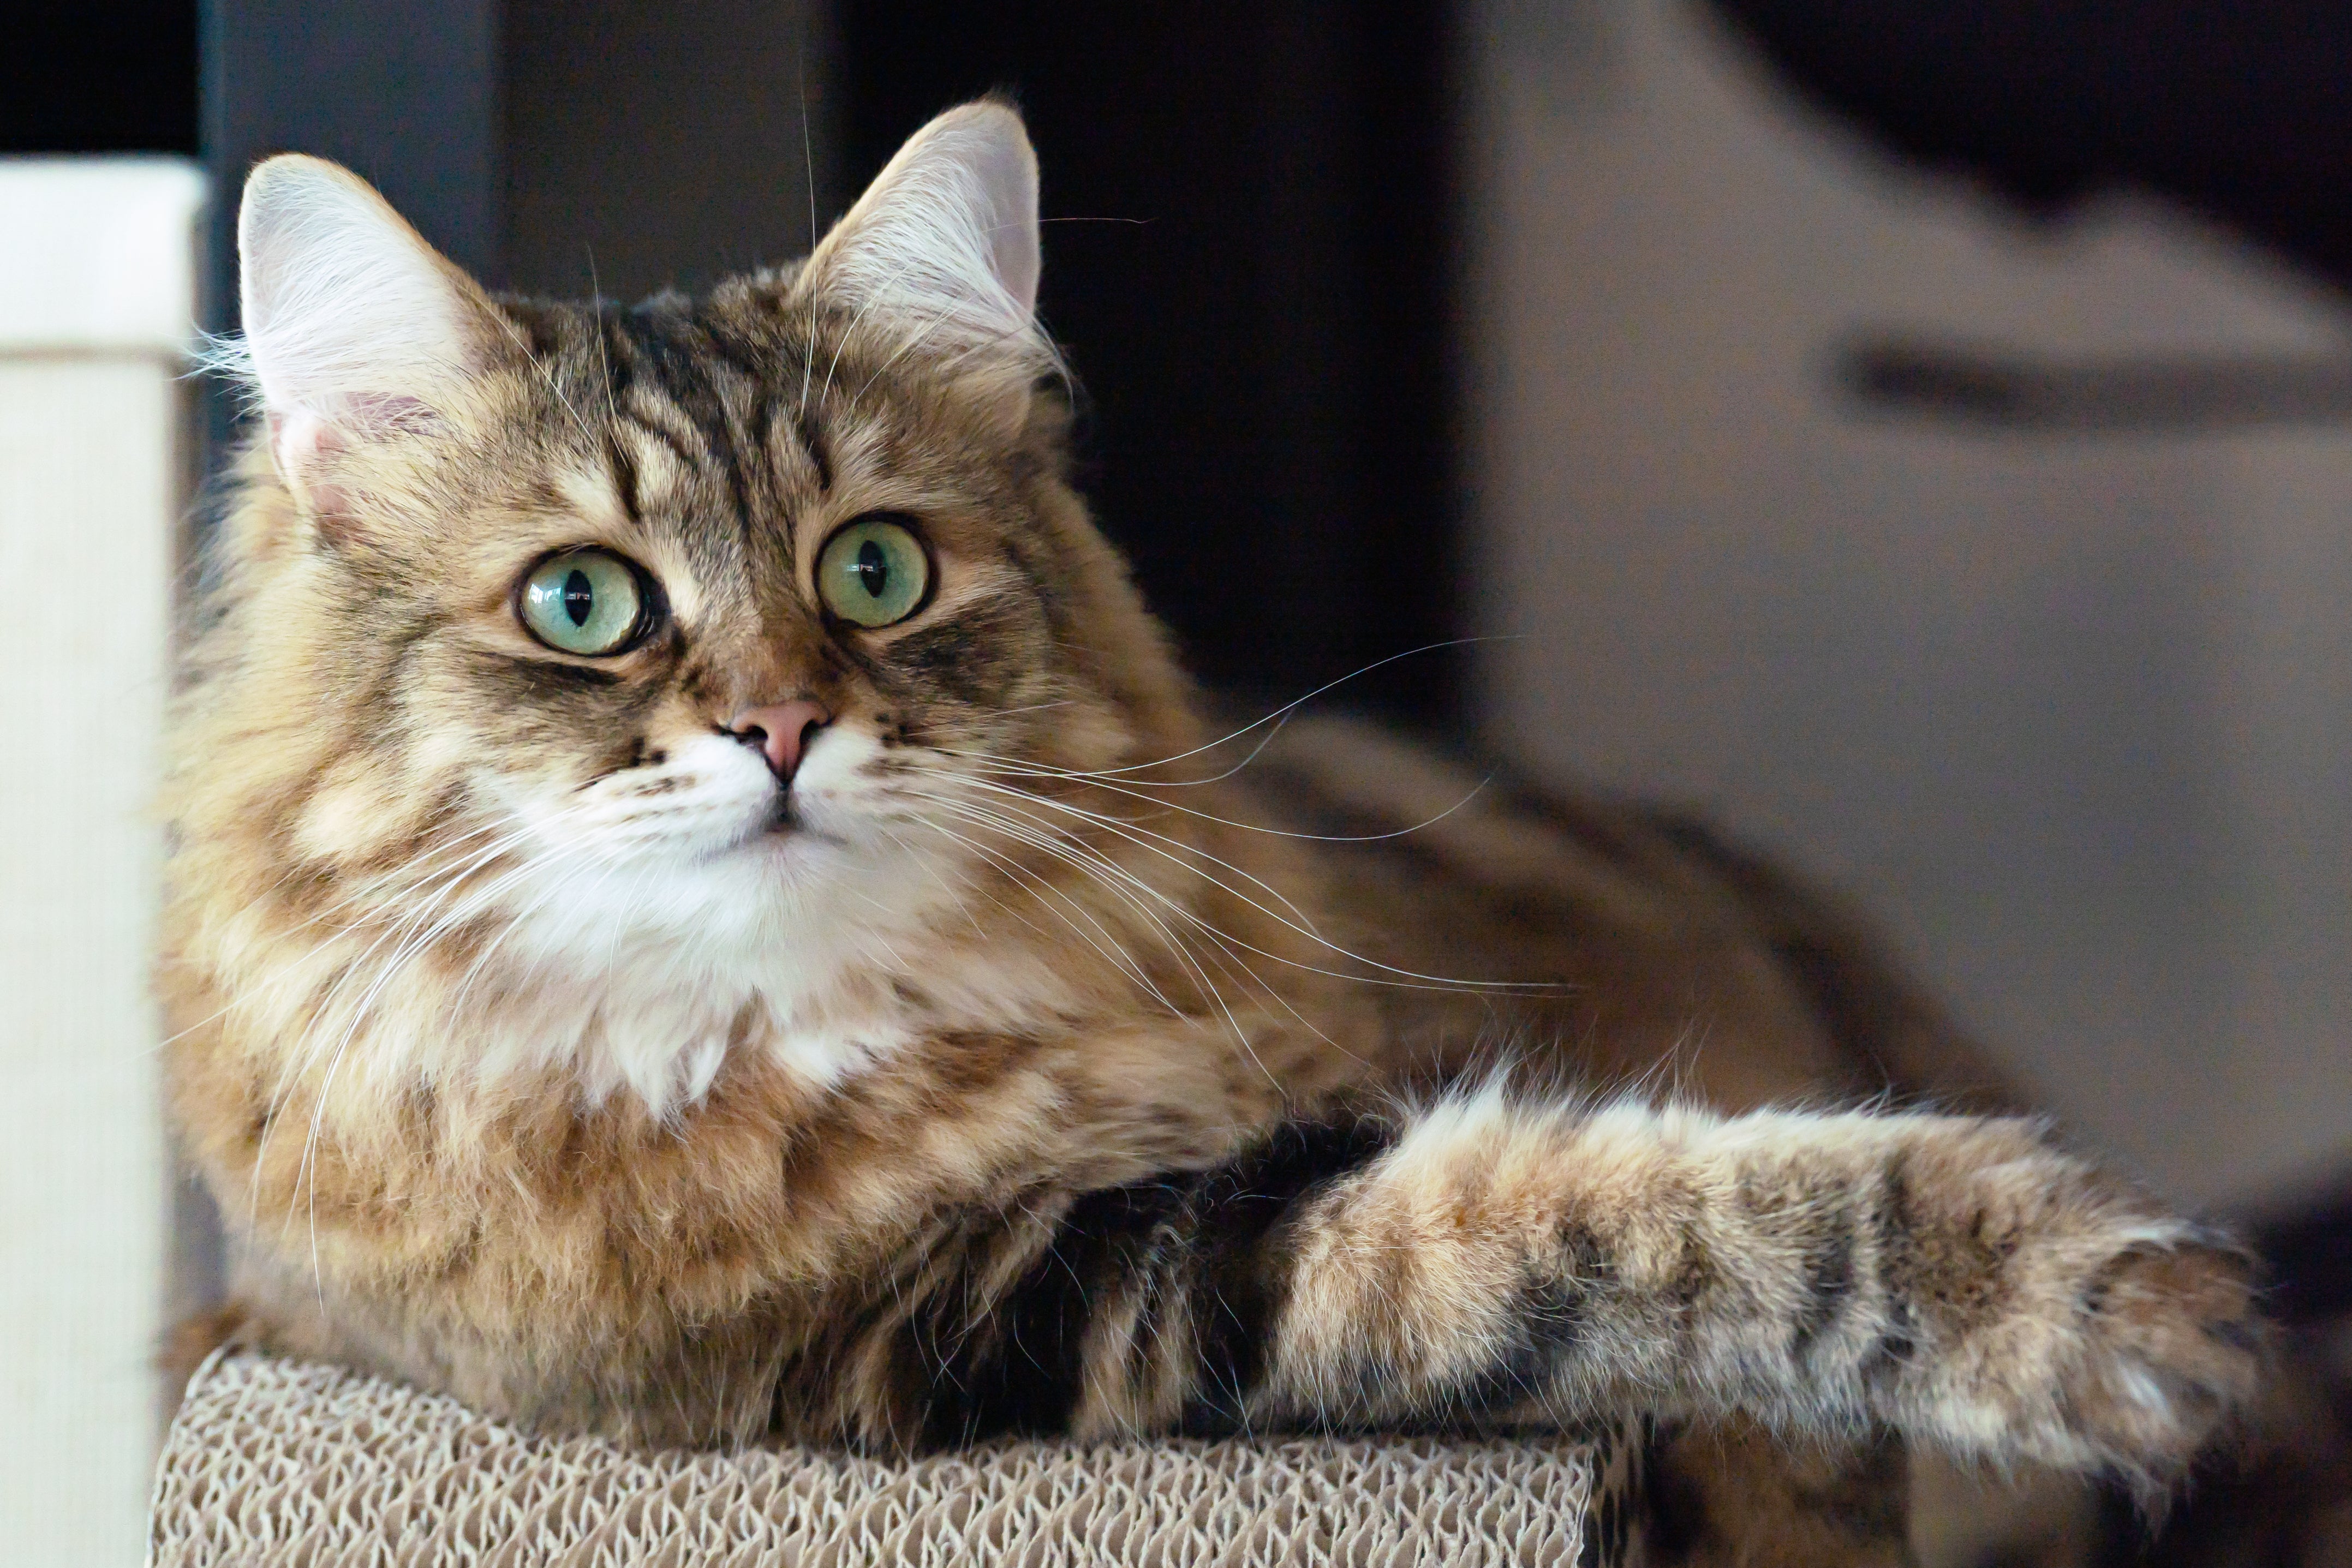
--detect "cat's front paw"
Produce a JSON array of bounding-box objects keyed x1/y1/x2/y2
[
  {"x1": 2049, "y1": 1225, "x2": 2266, "y2": 1493},
  {"x1": 1890, "y1": 1127, "x2": 2268, "y2": 1493}
]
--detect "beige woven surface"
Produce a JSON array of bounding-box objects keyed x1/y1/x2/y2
[{"x1": 148, "y1": 1352, "x2": 1641, "y2": 1566}]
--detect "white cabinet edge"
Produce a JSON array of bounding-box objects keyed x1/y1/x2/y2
[{"x1": 0, "y1": 157, "x2": 207, "y2": 356}]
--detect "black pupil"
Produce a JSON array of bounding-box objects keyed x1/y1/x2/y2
[
  {"x1": 562, "y1": 568, "x2": 594, "y2": 626},
  {"x1": 852, "y1": 538, "x2": 889, "y2": 598}
]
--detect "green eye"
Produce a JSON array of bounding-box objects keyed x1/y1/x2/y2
[
  {"x1": 815, "y1": 516, "x2": 931, "y2": 629},
  {"x1": 518, "y1": 549, "x2": 648, "y2": 655}
]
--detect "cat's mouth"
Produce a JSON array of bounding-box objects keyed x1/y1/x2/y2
[
  {"x1": 761, "y1": 790, "x2": 803, "y2": 836},
  {"x1": 755, "y1": 787, "x2": 846, "y2": 847}
]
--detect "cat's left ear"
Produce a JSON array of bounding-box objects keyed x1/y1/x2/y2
[{"x1": 795, "y1": 99, "x2": 1051, "y2": 421}]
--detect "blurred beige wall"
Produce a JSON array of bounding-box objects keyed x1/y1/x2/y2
[{"x1": 1465, "y1": 0, "x2": 2352, "y2": 1207}]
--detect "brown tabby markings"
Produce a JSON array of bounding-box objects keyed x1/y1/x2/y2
[{"x1": 165, "y1": 104, "x2": 2265, "y2": 1564}]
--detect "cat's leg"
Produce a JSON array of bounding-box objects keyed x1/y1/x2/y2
[
  {"x1": 1648, "y1": 1419, "x2": 1913, "y2": 1568},
  {"x1": 160, "y1": 1300, "x2": 264, "y2": 1422},
  {"x1": 1269, "y1": 1097, "x2": 2260, "y2": 1493},
  {"x1": 910, "y1": 1094, "x2": 2263, "y2": 1499}
]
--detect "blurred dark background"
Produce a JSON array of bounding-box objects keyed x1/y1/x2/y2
[
  {"x1": 841, "y1": 4, "x2": 1461, "y2": 720},
  {"x1": 1715, "y1": 0, "x2": 2352, "y2": 285},
  {"x1": 5, "y1": 0, "x2": 2348, "y2": 1351},
  {"x1": 9, "y1": 1, "x2": 2352, "y2": 720},
  {"x1": 3, "y1": 0, "x2": 1464, "y2": 719},
  {"x1": 0, "y1": 2, "x2": 199, "y2": 157}
]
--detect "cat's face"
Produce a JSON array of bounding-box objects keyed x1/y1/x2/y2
[
  {"x1": 310, "y1": 289, "x2": 1127, "y2": 960},
  {"x1": 193, "y1": 104, "x2": 1198, "y2": 1102}
]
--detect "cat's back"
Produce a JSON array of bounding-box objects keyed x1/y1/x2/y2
[{"x1": 1226, "y1": 713, "x2": 2020, "y2": 1115}]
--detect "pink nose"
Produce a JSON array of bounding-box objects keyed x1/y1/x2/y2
[{"x1": 727, "y1": 699, "x2": 832, "y2": 782}]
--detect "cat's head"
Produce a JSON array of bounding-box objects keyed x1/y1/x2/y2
[{"x1": 178, "y1": 102, "x2": 1209, "y2": 1106}]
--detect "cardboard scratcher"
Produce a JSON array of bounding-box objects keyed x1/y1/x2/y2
[{"x1": 149, "y1": 1350, "x2": 1649, "y2": 1566}]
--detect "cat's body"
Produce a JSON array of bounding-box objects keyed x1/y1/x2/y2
[{"x1": 165, "y1": 103, "x2": 2263, "y2": 1563}]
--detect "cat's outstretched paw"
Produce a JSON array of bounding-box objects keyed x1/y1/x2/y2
[
  {"x1": 1897, "y1": 1132, "x2": 2269, "y2": 1495},
  {"x1": 2049, "y1": 1226, "x2": 2267, "y2": 1495}
]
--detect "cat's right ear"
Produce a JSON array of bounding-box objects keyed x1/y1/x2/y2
[
  {"x1": 236, "y1": 155, "x2": 500, "y2": 520},
  {"x1": 794, "y1": 100, "x2": 1053, "y2": 428}
]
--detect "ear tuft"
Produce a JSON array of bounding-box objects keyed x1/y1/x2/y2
[
  {"x1": 798, "y1": 100, "x2": 1051, "y2": 392},
  {"x1": 237, "y1": 155, "x2": 491, "y2": 435}
]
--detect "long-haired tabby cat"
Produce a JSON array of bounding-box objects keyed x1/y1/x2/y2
[{"x1": 165, "y1": 102, "x2": 2266, "y2": 1564}]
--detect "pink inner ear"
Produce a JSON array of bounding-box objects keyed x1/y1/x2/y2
[
  {"x1": 266, "y1": 409, "x2": 362, "y2": 542},
  {"x1": 266, "y1": 394, "x2": 452, "y2": 547},
  {"x1": 268, "y1": 395, "x2": 444, "y2": 477},
  {"x1": 343, "y1": 393, "x2": 444, "y2": 434},
  {"x1": 266, "y1": 393, "x2": 449, "y2": 517},
  {"x1": 267, "y1": 409, "x2": 338, "y2": 481}
]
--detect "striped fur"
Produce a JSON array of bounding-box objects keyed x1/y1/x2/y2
[
  {"x1": 164, "y1": 105, "x2": 2265, "y2": 1564},
  {"x1": 783, "y1": 1093, "x2": 2251, "y2": 1491}
]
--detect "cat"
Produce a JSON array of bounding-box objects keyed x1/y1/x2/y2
[{"x1": 164, "y1": 101, "x2": 2265, "y2": 1565}]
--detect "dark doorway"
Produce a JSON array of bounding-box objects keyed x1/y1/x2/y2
[{"x1": 0, "y1": 2, "x2": 198, "y2": 155}]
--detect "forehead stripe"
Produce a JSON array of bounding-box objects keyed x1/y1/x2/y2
[
  {"x1": 622, "y1": 405, "x2": 702, "y2": 475},
  {"x1": 791, "y1": 399, "x2": 834, "y2": 494},
  {"x1": 604, "y1": 428, "x2": 642, "y2": 525}
]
